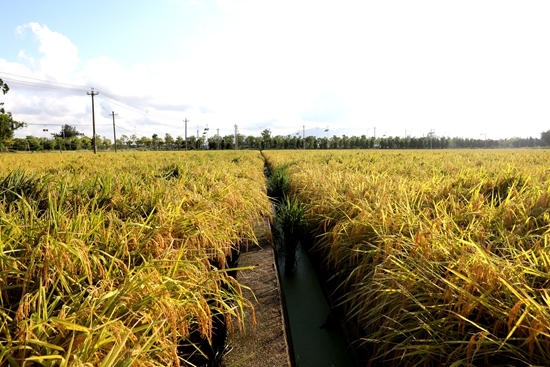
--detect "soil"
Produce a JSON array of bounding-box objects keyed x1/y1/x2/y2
[{"x1": 221, "y1": 221, "x2": 292, "y2": 367}]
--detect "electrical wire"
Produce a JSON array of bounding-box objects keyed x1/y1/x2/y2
[
  {"x1": 98, "y1": 92, "x2": 183, "y2": 120},
  {"x1": 0, "y1": 71, "x2": 89, "y2": 89},
  {"x1": 25, "y1": 123, "x2": 111, "y2": 127},
  {"x1": 0, "y1": 71, "x2": 186, "y2": 120},
  {"x1": 1, "y1": 71, "x2": 193, "y2": 140},
  {"x1": 0, "y1": 77, "x2": 88, "y2": 93}
]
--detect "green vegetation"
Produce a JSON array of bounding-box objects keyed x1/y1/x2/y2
[
  {"x1": 272, "y1": 196, "x2": 307, "y2": 276},
  {"x1": 266, "y1": 164, "x2": 291, "y2": 202}
]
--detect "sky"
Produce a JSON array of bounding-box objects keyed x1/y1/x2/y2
[{"x1": 1, "y1": 0, "x2": 550, "y2": 141}]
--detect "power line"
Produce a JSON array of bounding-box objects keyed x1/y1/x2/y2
[
  {"x1": 98, "y1": 92, "x2": 183, "y2": 120},
  {"x1": 1, "y1": 71, "x2": 194, "y2": 142},
  {"x1": 0, "y1": 71, "x2": 185, "y2": 121},
  {"x1": 25, "y1": 123, "x2": 111, "y2": 126},
  {"x1": 115, "y1": 124, "x2": 147, "y2": 138},
  {"x1": 0, "y1": 71, "x2": 89, "y2": 89},
  {"x1": 0, "y1": 77, "x2": 87, "y2": 93}
]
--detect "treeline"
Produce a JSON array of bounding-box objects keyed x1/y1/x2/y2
[{"x1": 2, "y1": 132, "x2": 544, "y2": 152}]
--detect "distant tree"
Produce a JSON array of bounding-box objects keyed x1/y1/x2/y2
[
  {"x1": 175, "y1": 136, "x2": 184, "y2": 149},
  {"x1": 152, "y1": 134, "x2": 159, "y2": 149},
  {"x1": 102, "y1": 137, "x2": 112, "y2": 150},
  {"x1": 0, "y1": 78, "x2": 8, "y2": 111},
  {"x1": 329, "y1": 136, "x2": 341, "y2": 149},
  {"x1": 319, "y1": 137, "x2": 329, "y2": 149},
  {"x1": 116, "y1": 138, "x2": 124, "y2": 150},
  {"x1": 117, "y1": 135, "x2": 130, "y2": 150},
  {"x1": 305, "y1": 135, "x2": 316, "y2": 149},
  {"x1": 11, "y1": 138, "x2": 28, "y2": 151},
  {"x1": 164, "y1": 133, "x2": 174, "y2": 149},
  {"x1": 78, "y1": 136, "x2": 91, "y2": 149},
  {"x1": 40, "y1": 137, "x2": 55, "y2": 150},
  {"x1": 341, "y1": 135, "x2": 350, "y2": 149},
  {"x1": 283, "y1": 135, "x2": 290, "y2": 149},
  {"x1": 208, "y1": 136, "x2": 220, "y2": 150},
  {"x1": 272, "y1": 135, "x2": 284, "y2": 149},
  {"x1": 52, "y1": 124, "x2": 82, "y2": 138},
  {"x1": 187, "y1": 135, "x2": 197, "y2": 150},
  {"x1": 261, "y1": 128, "x2": 272, "y2": 148},
  {"x1": 138, "y1": 136, "x2": 152, "y2": 148},
  {"x1": 541, "y1": 130, "x2": 550, "y2": 146},
  {"x1": 244, "y1": 135, "x2": 257, "y2": 149},
  {"x1": 0, "y1": 79, "x2": 26, "y2": 149},
  {"x1": 66, "y1": 137, "x2": 82, "y2": 150},
  {"x1": 0, "y1": 78, "x2": 8, "y2": 96},
  {"x1": 0, "y1": 110, "x2": 26, "y2": 145},
  {"x1": 26, "y1": 136, "x2": 42, "y2": 151}
]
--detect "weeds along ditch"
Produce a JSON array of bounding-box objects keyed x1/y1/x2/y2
[
  {"x1": 263, "y1": 149, "x2": 550, "y2": 367},
  {"x1": 266, "y1": 160, "x2": 354, "y2": 367},
  {"x1": 0, "y1": 151, "x2": 271, "y2": 366}
]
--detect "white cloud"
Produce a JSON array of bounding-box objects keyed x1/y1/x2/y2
[
  {"x1": 16, "y1": 23, "x2": 80, "y2": 79},
  {"x1": 3, "y1": 2, "x2": 550, "y2": 140}
]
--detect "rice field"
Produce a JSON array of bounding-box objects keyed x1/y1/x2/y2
[
  {"x1": 263, "y1": 149, "x2": 550, "y2": 366},
  {"x1": 0, "y1": 150, "x2": 271, "y2": 366}
]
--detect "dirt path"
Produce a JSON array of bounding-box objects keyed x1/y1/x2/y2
[{"x1": 222, "y1": 223, "x2": 292, "y2": 367}]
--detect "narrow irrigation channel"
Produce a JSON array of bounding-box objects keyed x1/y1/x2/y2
[
  {"x1": 266, "y1": 158, "x2": 354, "y2": 367},
  {"x1": 277, "y1": 245, "x2": 353, "y2": 367}
]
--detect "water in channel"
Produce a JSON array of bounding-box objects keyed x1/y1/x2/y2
[{"x1": 278, "y1": 244, "x2": 354, "y2": 367}]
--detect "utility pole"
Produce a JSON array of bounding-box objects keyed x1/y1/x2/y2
[
  {"x1": 303, "y1": 125, "x2": 305, "y2": 149},
  {"x1": 87, "y1": 88, "x2": 99, "y2": 154},
  {"x1": 203, "y1": 124, "x2": 209, "y2": 149},
  {"x1": 184, "y1": 118, "x2": 188, "y2": 151},
  {"x1": 109, "y1": 111, "x2": 118, "y2": 153},
  {"x1": 234, "y1": 124, "x2": 238, "y2": 150},
  {"x1": 217, "y1": 128, "x2": 220, "y2": 150}
]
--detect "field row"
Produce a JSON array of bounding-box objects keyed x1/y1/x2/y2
[
  {"x1": 0, "y1": 151, "x2": 271, "y2": 366},
  {"x1": 263, "y1": 149, "x2": 550, "y2": 366}
]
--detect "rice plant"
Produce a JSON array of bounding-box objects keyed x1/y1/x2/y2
[
  {"x1": 263, "y1": 149, "x2": 550, "y2": 366},
  {"x1": 0, "y1": 150, "x2": 271, "y2": 366},
  {"x1": 266, "y1": 164, "x2": 291, "y2": 202},
  {"x1": 272, "y1": 196, "x2": 307, "y2": 275}
]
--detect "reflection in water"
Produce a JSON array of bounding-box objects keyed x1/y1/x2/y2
[{"x1": 278, "y1": 245, "x2": 353, "y2": 367}]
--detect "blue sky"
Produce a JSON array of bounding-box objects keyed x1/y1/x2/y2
[{"x1": 1, "y1": 0, "x2": 550, "y2": 141}]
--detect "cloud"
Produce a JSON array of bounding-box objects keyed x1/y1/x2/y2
[
  {"x1": 4, "y1": 2, "x2": 550, "y2": 141},
  {"x1": 16, "y1": 23, "x2": 80, "y2": 78}
]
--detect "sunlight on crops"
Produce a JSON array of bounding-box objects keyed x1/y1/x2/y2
[
  {"x1": 264, "y1": 149, "x2": 550, "y2": 366},
  {"x1": 0, "y1": 150, "x2": 270, "y2": 366}
]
